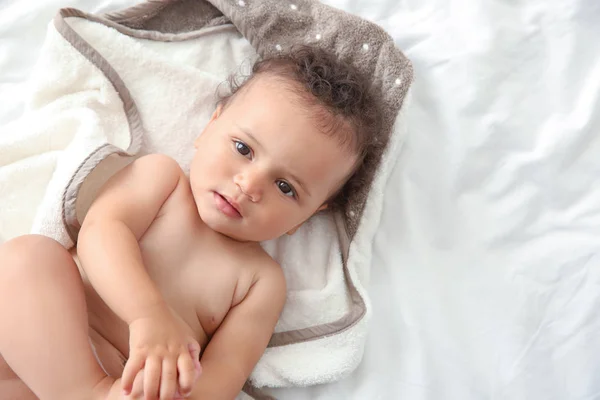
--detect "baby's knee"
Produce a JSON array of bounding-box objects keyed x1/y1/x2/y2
[
  {"x1": 0, "y1": 234, "x2": 74, "y2": 278},
  {"x1": 0, "y1": 355, "x2": 35, "y2": 399}
]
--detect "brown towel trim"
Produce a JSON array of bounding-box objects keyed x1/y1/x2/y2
[{"x1": 54, "y1": 10, "x2": 144, "y2": 243}]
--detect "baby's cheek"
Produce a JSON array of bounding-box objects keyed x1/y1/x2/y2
[
  {"x1": 272, "y1": 209, "x2": 301, "y2": 231},
  {"x1": 198, "y1": 146, "x2": 227, "y2": 174}
]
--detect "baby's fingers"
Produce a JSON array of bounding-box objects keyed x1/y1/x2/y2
[
  {"x1": 144, "y1": 356, "x2": 162, "y2": 400},
  {"x1": 159, "y1": 359, "x2": 177, "y2": 400},
  {"x1": 122, "y1": 355, "x2": 145, "y2": 395},
  {"x1": 176, "y1": 354, "x2": 195, "y2": 396},
  {"x1": 128, "y1": 371, "x2": 144, "y2": 400},
  {"x1": 176, "y1": 348, "x2": 199, "y2": 396},
  {"x1": 189, "y1": 343, "x2": 201, "y2": 377}
]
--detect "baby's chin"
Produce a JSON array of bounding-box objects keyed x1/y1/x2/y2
[
  {"x1": 205, "y1": 222, "x2": 281, "y2": 243},
  {"x1": 210, "y1": 225, "x2": 259, "y2": 243},
  {"x1": 198, "y1": 209, "x2": 280, "y2": 243}
]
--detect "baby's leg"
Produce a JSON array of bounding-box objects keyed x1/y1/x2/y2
[
  {"x1": 0, "y1": 353, "x2": 36, "y2": 399},
  {"x1": 0, "y1": 235, "x2": 121, "y2": 400}
]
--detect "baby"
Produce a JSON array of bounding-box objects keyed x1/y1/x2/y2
[{"x1": 0, "y1": 46, "x2": 382, "y2": 400}]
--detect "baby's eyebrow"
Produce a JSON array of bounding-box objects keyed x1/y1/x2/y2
[
  {"x1": 236, "y1": 124, "x2": 263, "y2": 150},
  {"x1": 288, "y1": 171, "x2": 310, "y2": 197}
]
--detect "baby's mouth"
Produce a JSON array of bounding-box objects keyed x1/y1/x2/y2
[{"x1": 214, "y1": 192, "x2": 242, "y2": 218}]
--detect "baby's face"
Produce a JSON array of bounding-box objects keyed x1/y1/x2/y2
[{"x1": 190, "y1": 76, "x2": 357, "y2": 242}]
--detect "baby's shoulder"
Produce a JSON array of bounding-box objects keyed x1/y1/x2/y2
[
  {"x1": 250, "y1": 248, "x2": 286, "y2": 296},
  {"x1": 132, "y1": 153, "x2": 183, "y2": 176},
  {"x1": 121, "y1": 153, "x2": 185, "y2": 198},
  {"x1": 229, "y1": 245, "x2": 286, "y2": 307},
  {"x1": 243, "y1": 245, "x2": 282, "y2": 276}
]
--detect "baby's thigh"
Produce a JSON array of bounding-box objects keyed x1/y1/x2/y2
[{"x1": 0, "y1": 354, "x2": 37, "y2": 400}]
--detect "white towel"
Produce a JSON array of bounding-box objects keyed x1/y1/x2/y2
[{"x1": 0, "y1": 0, "x2": 412, "y2": 396}]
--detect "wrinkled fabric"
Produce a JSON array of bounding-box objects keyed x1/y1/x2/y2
[{"x1": 2, "y1": 0, "x2": 600, "y2": 399}]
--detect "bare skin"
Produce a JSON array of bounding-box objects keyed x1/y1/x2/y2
[
  {"x1": 0, "y1": 75, "x2": 357, "y2": 400},
  {"x1": 0, "y1": 158, "x2": 284, "y2": 400}
]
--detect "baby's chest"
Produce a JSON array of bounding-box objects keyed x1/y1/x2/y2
[
  {"x1": 158, "y1": 254, "x2": 241, "y2": 336},
  {"x1": 138, "y1": 205, "x2": 247, "y2": 335}
]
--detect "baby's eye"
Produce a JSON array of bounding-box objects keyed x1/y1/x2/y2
[
  {"x1": 234, "y1": 140, "x2": 252, "y2": 158},
  {"x1": 277, "y1": 180, "x2": 296, "y2": 198}
]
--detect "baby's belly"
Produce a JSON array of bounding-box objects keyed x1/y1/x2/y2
[{"x1": 70, "y1": 250, "x2": 208, "y2": 377}]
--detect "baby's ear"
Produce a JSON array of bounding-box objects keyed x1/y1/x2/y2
[
  {"x1": 206, "y1": 104, "x2": 223, "y2": 126},
  {"x1": 212, "y1": 103, "x2": 223, "y2": 120}
]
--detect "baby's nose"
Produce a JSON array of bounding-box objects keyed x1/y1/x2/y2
[{"x1": 234, "y1": 170, "x2": 264, "y2": 202}]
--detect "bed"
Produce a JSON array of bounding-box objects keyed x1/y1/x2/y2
[{"x1": 1, "y1": 0, "x2": 599, "y2": 399}]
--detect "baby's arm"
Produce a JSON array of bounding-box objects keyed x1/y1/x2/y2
[
  {"x1": 77, "y1": 154, "x2": 200, "y2": 398},
  {"x1": 190, "y1": 260, "x2": 286, "y2": 399},
  {"x1": 78, "y1": 153, "x2": 179, "y2": 334}
]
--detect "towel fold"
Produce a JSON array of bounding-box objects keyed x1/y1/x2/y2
[{"x1": 0, "y1": 0, "x2": 412, "y2": 396}]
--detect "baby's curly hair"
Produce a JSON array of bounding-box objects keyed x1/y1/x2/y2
[{"x1": 218, "y1": 45, "x2": 383, "y2": 211}]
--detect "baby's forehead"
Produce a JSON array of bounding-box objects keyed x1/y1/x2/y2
[{"x1": 232, "y1": 75, "x2": 358, "y2": 150}]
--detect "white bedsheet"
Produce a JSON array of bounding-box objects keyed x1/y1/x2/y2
[{"x1": 2, "y1": 0, "x2": 600, "y2": 399}]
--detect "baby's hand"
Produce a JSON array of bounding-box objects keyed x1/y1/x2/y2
[
  {"x1": 122, "y1": 304, "x2": 202, "y2": 399},
  {"x1": 127, "y1": 369, "x2": 195, "y2": 400}
]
